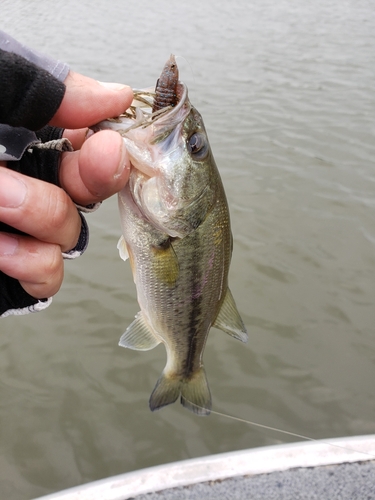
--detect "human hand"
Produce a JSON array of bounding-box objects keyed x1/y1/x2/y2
[{"x1": 0, "y1": 71, "x2": 133, "y2": 300}]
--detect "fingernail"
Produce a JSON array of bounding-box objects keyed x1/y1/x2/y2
[
  {"x1": 85, "y1": 129, "x2": 94, "y2": 140},
  {"x1": 0, "y1": 171, "x2": 27, "y2": 207},
  {"x1": 98, "y1": 81, "x2": 132, "y2": 91},
  {"x1": 0, "y1": 233, "x2": 19, "y2": 255},
  {"x1": 114, "y1": 141, "x2": 130, "y2": 180}
]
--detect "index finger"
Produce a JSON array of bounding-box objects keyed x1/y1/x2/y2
[
  {"x1": 0, "y1": 167, "x2": 81, "y2": 252},
  {"x1": 50, "y1": 71, "x2": 134, "y2": 129}
]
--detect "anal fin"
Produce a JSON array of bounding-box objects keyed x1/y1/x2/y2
[{"x1": 213, "y1": 288, "x2": 248, "y2": 342}]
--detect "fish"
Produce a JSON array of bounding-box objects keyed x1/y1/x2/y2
[{"x1": 95, "y1": 55, "x2": 247, "y2": 416}]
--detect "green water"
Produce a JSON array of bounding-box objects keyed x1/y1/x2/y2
[{"x1": 1, "y1": 0, "x2": 375, "y2": 497}]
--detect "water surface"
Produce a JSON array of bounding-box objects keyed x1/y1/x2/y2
[{"x1": 1, "y1": 0, "x2": 375, "y2": 498}]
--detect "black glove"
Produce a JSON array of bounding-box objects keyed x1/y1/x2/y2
[{"x1": 0, "y1": 125, "x2": 91, "y2": 317}]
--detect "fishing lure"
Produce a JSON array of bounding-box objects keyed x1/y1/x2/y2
[{"x1": 152, "y1": 54, "x2": 179, "y2": 112}]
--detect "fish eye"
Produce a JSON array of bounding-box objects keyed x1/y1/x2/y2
[{"x1": 187, "y1": 133, "x2": 208, "y2": 159}]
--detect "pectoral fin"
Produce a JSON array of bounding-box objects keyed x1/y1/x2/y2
[
  {"x1": 151, "y1": 239, "x2": 179, "y2": 286},
  {"x1": 118, "y1": 235, "x2": 137, "y2": 283},
  {"x1": 119, "y1": 312, "x2": 161, "y2": 351},
  {"x1": 213, "y1": 288, "x2": 248, "y2": 342}
]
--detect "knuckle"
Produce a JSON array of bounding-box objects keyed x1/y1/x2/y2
[
  {"x1": 27, "y1": 245, "x2": 64, "y2": 298},
  {"x1": 43, "y1": 244, "x2": 64, "y2": 282},
  {"x1": 12, "y1": 239, "x2": 64, "y2": 299},
  {"x1": 46, "y1": 188, "x2": 71, "y2": 232}
]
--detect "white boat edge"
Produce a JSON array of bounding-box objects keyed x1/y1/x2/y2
[{"x1": 33, "y1": 434, "x2": 375, "y2": 500}]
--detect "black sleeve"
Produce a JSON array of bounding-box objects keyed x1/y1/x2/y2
[{"x1": 0, "y1": 48, "x2": 66, "y2": 130}]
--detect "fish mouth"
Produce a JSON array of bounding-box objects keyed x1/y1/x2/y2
[
  {"x1": 126, "y1": 82, "x2": 189, "y2": 132},
  {"x1": 91, "y1": 81, "x2": 189, "y2": 140},
  {"x1": 93, "y1": 79, "x2": 191, "y2": 153},
  {"x1": 115, "y1": 81, "x2": 191, "y2": 178}
]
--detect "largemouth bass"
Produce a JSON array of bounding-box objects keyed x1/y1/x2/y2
[{"x1": 96, "y1": 55, "x2": 247, "y2": 415}]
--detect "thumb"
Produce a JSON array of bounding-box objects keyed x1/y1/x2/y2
[{"x1": 50, "y1": 71, "x2": 133, "y2": 129}]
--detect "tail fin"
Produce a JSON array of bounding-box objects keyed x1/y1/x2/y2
[
  {"x1": 149, "y1": 367, "x2": 211, "y2": 416},
  {"x1": 181, "y1": 367, "x2": 211, "y2": 416},
  {"x1": 149, "y1": 373, "x2": 180, "y2": 412}
]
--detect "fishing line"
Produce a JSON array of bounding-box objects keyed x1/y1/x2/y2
[
  {"x1": 174, "y1": 55, "x2": 196, "y2": 85},
  {"x1": 186, "y1": 401, "x2": 375, "y2": 460}
]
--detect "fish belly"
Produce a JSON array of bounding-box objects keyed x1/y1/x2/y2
[{"x1": 119, "y1": 182, "x2": 231, "y2": 414}]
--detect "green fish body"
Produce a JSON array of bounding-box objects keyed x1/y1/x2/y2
[{"x1": 97, "y1": 57, "x2": 247, "y2": 415}]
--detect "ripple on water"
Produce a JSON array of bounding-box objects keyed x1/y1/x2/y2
[{"x1": 1, "y1": 0, "x2": 375, "y2": 497}]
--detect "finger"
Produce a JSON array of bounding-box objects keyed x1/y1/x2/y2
[
  {"x1": 50, "y1": 71, "x2": 133, "y2": 129},
  {"x1": 59, "y1": 130, "x2": 130, "y2": 206},
  {"x1": 0, "y1": 167, "x2": 81, "y2": 252},
  {"x1": 63, "y1": 127, "x2": 89, "y2": 150},
  {"x1": 0, "y1": 232, "x2": 64, "y2": 298}
]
